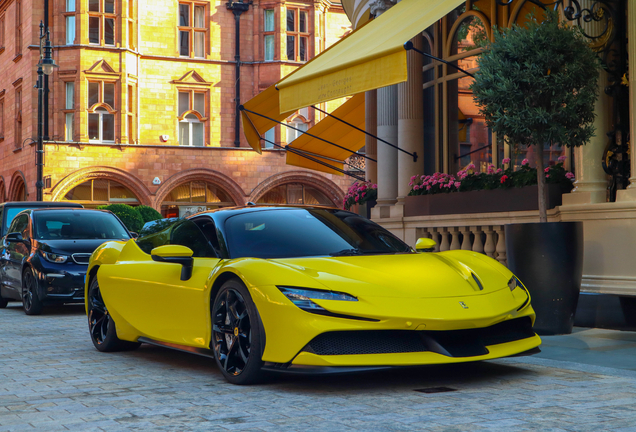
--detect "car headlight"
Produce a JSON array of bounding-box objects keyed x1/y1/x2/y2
[
  {"x1": 41, "y1": 251, "x2": 69, "y2": 263},
  {"x1": 278, "y1": 286, "x2": 357, "y2": 311},
  {"x1": 508, "y1": 275, "x2": 525, "y2": 292}
]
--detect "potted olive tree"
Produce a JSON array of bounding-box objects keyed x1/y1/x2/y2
[{"x1": 470, "y1": 11, "x2": 600, "y2": 334}]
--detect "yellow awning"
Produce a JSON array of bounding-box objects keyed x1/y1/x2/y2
[
  {"x1": 241, "y1": 85, "x2": 296, "y2": 153},
  {"x1": 276, "y1": 0, "x2": 464, "y2": 112},
  {"x1": 286, "y1": 93, "x2": 365, "y2": 176}
]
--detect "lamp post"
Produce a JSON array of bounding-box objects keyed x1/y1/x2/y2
[{"x1": 35, "y1": 21, "x2": 58, "y2": 201}]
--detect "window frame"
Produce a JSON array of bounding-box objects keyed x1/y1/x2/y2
[
  {"x1": 63, "y1": 0, "x2": 76, "y2": 45},
  {"x1": 285, "y1": 7, "x2": 310, "y2": 62},
  {"x1": 88, "y1": 0, "x2": 117, "y2": 46},
  {"x1": 14, "y1": 86, "x2": 21, "y2": 149},
  {"x1": 63, "y1": 81, "x2": 75, "y2": 142},
  {"x1": 263, "y1": 8, "x2": 275, "y2": 61},
  {"x1": 177, "y1": 1, "x2": 208, "y2": 58},
  {"x1": 87, "y1": 80, "x2": 118, "y2": 143},
  {"x1": 177, "y1": 89, "x2": 207, "y2": 147},
  {"x1": 15, "y1": 0, "x2": 21, "y2": 56}
]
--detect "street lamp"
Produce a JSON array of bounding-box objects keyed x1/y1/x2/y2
[{"x1": 36, "y1": 21, "x2": 58, "y2": 201}]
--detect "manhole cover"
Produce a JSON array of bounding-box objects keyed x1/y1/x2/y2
[{"x1": 414, "y1": 387, "x2": 458, "y2": 394}]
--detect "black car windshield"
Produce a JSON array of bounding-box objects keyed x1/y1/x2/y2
[
  {"x1": 33, "y1": 211, "x2": 130, "y2": 240},
  {"x1": 224, "y1": 209, "x2": 412, "y2": 259}
]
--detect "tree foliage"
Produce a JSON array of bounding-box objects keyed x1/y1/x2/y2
[
  {"x1": 470, "y1": 10, "x2": 600, "y2": 220},
  {"x1": 135, "y1": 205, "x2": 162, "y2": 224},
  {"x1": 471, "y1": 11, "x2": 599, "y2": 148}
]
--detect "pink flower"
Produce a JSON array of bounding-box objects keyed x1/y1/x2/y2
[
  {"x1": 565, "y1": 172, "x2": 575, "y2": 180},
  {"x1": 558, "y1": 155, "x2": 567, "y2": 162},
  {"x1": 544, "y1": 167, "x2": 550, "y2": 173},
  {"x1": 546, "y1": 174, "x2": 550, "y2": 178},
  {"x1": 372, "y1": 184, "x2": 377, "y2": 189},
  {"x1": 502, "y1": 158, "x2": 511, "y2": 164},
  {"x1": 496, "y1": 168, "x2": 502, "y2": 174},
  {"x1": 454, "y1": 182, "x2": 461, "y2": 188},
  {"x1": 522, "y1": 158, "x2": 529, "y2": 165},
  {"x1": 500, "y1": 175, "x2": 509, "y2": 184},
  {"x1": 355, "y1": 196, "x2": 359, "y2": 202},
  {"x1": 361, "y1": 192, "x2": 366, "y2": 198},
  {"x1": 467, "y1": 163, "x2": 476, "y2": 170},
  {"x1": 426, "y1": 185, "x2": 431, "y2": 190}
]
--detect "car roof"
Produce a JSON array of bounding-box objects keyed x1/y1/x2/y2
[
  {"x1": 0, "y1": 201, "x2": 83, "y2": 208},
  {"x1": 30, "y1": 208, "x2": 110, "y2": 213},
  {"x1": 188, "y1": 205, "x2": 344, "y2": 224}
]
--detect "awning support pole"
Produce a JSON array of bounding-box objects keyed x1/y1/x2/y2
[
  {"x1": 241, "y1": 105, "x2": 365, "y2": 181},
  {"x1": 404, "y1": 41, "x2": 476, "y2": 78},
  {"x1": 240, "y1": 106, "x2": 377, "y2": 163},
  {"x1": 310, "y1": 104, "x2": 418, "y2": 163}
]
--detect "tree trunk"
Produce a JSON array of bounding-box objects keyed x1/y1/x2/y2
[{"x1": 535, "y1": 145, "x2": 548, "y2": 222}]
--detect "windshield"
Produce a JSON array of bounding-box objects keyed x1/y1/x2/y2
[
  {"x1": 224, "y1": 209, "x2": 412, "y2": 259},
  {"x1": 33, "y1": 211, "x2": 130, "y2": 240}
]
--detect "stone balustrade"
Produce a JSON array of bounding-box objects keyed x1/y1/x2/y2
[{"x1": 417, "y1": 225, "x2": 508, "y2": 266}]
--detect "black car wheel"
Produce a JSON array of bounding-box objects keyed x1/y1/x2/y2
[
  {"x1": 212, "y1": 279, "x2": 264, "y2": 385},
  {"x1": 0, "y1": 295, "x2": 7, "y2": 308},
  {"x1": 22, "y1": 268, "x2": 43, "y2": 315},
  {"x1": 88, "y1": 277, "x2": 140, "y2": 352}
]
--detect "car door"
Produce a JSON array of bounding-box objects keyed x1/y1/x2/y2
[
  {"x1": 3, "y1": 214, "x2": 31, "y2": 295},
  {"x1": 105, "y1": 218, "x2": 221, "y2": 348}
]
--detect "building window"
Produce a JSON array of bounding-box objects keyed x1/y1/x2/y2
[
  {"x1": 263, "y1": 127, "x2": 275, "y2": 149},
  {"x1": 286, "y1": 8, "x2": 309, "y2": 62},
  {"x1": 88, "y1": 0, "x2": 116, "y2": 45},
  {"x1": 64, "y1": 0, "x2": 75, "y2": 44},
  {"x1": 257, "y1": 183, "x2": 333, "y2": 206},
  {"x1": 177, "y1": 90, "x2": 206, "y2": 146},
  {"x1": 0, "y1": 15, "x2": 5, "y2": 50},
  {"x1": 62, "y1": 179, "x2": 139, "y2": 208},
  {"x1": 286, "y1": 117, "x2": 308, "y2": 143},
  {"x1": 127, "y1": 84, "x2": 135, "y2": 144},
  {"x1": 15, "y1": 0, "x2": 21, "y2": 56},
  {"x1": 178, "y1": 2, "x2": 206, "y2": 58},
  {"x1": 160, "y1": 181, "x2": 235, "y2": 217},
  {"x1": 264, "y1": 9, "x2": 274, "y2": 61},
  {"x1": 64, "y1": 82, "x2": 74, "y2": 141},
  {"x1": 14, "y1": 87, "x2": 21, "y2": 148},
  {"x1": 0, "y1": 97, "x2": 4, "y2": 139},
  {"x1": 87, "y1": 81, "x2": 116, "y2": 143}
]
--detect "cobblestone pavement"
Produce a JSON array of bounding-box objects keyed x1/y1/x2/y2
[{"x1": 1, "y1": 304, "x2": 636, "y2": 432}]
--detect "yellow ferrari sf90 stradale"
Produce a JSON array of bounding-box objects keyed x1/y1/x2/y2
[{"x1": 85, "y1": 206, "x2": 541, "y2": 384}]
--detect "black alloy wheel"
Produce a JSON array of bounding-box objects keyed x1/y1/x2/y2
[
  {"x1": 22, "y1": 268, "x2": 43, "y2": 315},
  {"x1": 88, "y1": 277, "x2": 140, "y2": 352},
  {"x1": 212, "y1": 279, "x2": 264, "y2": 384}
]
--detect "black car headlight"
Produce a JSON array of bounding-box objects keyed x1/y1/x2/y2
[
  {"x1": 508, "y1": 275, "x2": 525, "y2": 292},
  {"x1": 41, "y1": 251, "x2": 69, "y2": 264},
  {"x1": 278, "y1": 286, "x2": 357, "y2": 312}
]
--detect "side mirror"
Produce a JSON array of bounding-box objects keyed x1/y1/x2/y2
[
  {"x1": 415, "y1": 237, "x2": 436, "y2": 252},
  {"x1": 151, "y1": 245, "x2": 194, "y2": 281},
  {"x1": 6, "y1": 232, "x2": 23, "y2": 243},
  {"x1": 130, "y1": 232, "x2": 139, "y2": 239}
]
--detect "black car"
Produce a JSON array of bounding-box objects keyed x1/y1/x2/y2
[{"x1": 0, "y1": 208, "x2": 131, "y2": 314}]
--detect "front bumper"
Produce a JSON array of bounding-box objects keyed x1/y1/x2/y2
[
  {"x1": 251, "y1": 284, "x2": 539, "y2": 365},
  {"x1": 34, "y1": 264, "x2": 87, "y2": 304}
]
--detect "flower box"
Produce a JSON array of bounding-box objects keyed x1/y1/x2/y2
[{"x1": 404, "y1": 184, "x2": 571, "y2": 217}]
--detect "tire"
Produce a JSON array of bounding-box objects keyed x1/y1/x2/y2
[
  {"x1": 0, "y1": 293, "x2": 8, "y2": 308},
  {"x1": 87, "y1": 277, "x2": 141, "y2": 352},
  {"x1": 212, "y1": 278, "x2": 264, "y2": 385},
  {"x1": 22, "y1": 268, "x2": 43, "y2": 315}
]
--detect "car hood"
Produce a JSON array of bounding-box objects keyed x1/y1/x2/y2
[
  {"x1": 269, "y1": 251, "x2": 511, "y2": 299},
  {"x1": 38, "y1": 239, "x2": 116, "y2": 255}
]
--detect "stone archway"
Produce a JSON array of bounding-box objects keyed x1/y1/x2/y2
[
  {"x1": 155, "y1": 168, "x2": 246, "y2": 208},
  {"x1": 0, "y1": 175, "x2": 7, "y2": 203},
  {"x1": 8, "y1": 171, "x2": 27, "y2": 201},
  {"x1": 249, "y1": 171, "x2": 345, "y2": 206},
  {"x1": 50, "y1": 167, "x2": 152, "y2": 206}
]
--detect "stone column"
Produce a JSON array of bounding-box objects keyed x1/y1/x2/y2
[
  {"x1": 375, "y1": 84, "x2": 399, "y2": 215},
  {"x1": 397, "y1": 34, "x2": 424, "y2": 204},
  {"x1": 562, "y1": 70, "x2": 610, "y2": 204},
  {"x1": 370, "y1": 0, "x2": 398, "y2": 218},
  {"x1": 365, "y1": 90, "x2": 377, "y2": 183},
  {"x1": 563, "y1": 2, "x2": 610, "y2": 204},
  {"x1": 616, "y1": 0, "x2": 636, "y2": 201}
]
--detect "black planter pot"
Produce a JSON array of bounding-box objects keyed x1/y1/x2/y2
[{"x1": 505, "y1": 221, "x2": 583, "y2": 335}]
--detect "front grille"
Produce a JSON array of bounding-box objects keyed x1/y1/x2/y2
[
  {"x1": 71, "y1": 253, "x2": 91, "y2": 265},
  {"x1": 302, "y1": 317, "x2": 535, "y2": 357}
]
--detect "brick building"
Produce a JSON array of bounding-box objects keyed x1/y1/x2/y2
[{"x1": 0, "y1": 0, "x2": 352, "y2": 216}]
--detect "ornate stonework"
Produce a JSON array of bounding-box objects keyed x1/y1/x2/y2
[{"x1": 369, "y1": 0, "x2": 397, "y2": 17}]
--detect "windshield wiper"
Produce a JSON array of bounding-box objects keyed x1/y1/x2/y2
[{"x1": 329, "y1": 248, "x2": 362, "y2": 257}]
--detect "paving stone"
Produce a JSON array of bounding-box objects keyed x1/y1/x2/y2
[{"x1": 2, "y1": 305, "x2": 636, "y2": 431}]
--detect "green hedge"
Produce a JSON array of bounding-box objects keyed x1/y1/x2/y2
[
  {"x1": 99, "y1": 204, "x2": 144, "y2": 233},
  {"x1": 135, "y1": 205, "x2": 162, "y2": 224}
]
